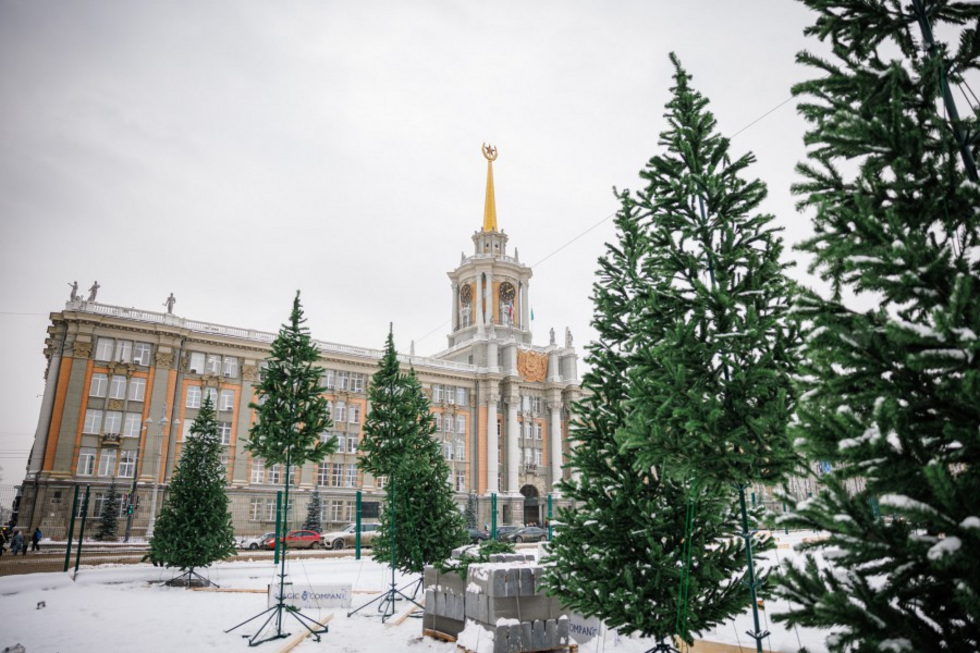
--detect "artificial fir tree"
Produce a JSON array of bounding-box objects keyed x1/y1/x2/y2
[
  {"x1": 465, "y1": 494, "x2": 478, "y2": 530},
  {"x1": 541, "y1": 57, "x2": 801, "y2": 643},
  {"x1": 303, "y1": 486, "x2": 322, "y2": 533},
  {"x1": 773, "y1": 2, "x2": 980, "y2": 651},
  {"x1": 149, "y1": 395, "x2": 236, "y2": 583},
  {"x1": 94, "y1": 481, "x2": 120, "y2": 541},
  {"x1": 359, "y1": 330, "x2": 465, "y2": 575},
  {"x1": 233, "y1": 291, "x2": 335, "y2": 643}
]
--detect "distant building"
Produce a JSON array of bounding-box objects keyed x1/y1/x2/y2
[{"x1": 15, "y1": 148, "x2": 581, "y2": 538}]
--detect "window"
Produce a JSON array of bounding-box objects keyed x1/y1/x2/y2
[
  {"x1": 251, "y1": 460, "x2": 265, "y2": 484},
  {"x1": 338, "y1": 370, "x2": 350, "y2": 391},
  {"x1": 456, "y1": 415, "x2": 466, "y2": 435},
  {"x1": 334, "y1": 402, "x2": 347, "y2": 423},
  {"x1": 204, "y1": 387, "x2": 218, "y2": 407},
  {"x1": 320, "y1": 431, "x2": 335, "y2": 446},
  {"x1": 268, "y1": 465, "x2": 282, "y2": 485},
  {"x1": 335, "y1": 434, "x2": 346, "y2": 452},
  {"x1": 433, "y1": 384, "x2": 444, "y2": 403},
  {"x1": 119, "y1": 450, "x2": 137, "y2": 477},
  {"x1": 348, "y1": 404, "x2": 360, "y2": 424},
  {"x1": 444, "y1": 417, "x2": 453, "y2": 434},
  {"x1": 344, "y1": 502, "x2": 355, "y2": 522},
  {"x1": 445, "y1": 386, "x2": 455, "y2": 405},
  {"x1": 535, "y1": 449, "x2": 543, "y2": 466},
  {"x1": 376, "y1": 475, "x2": 386, "y2": 490},
  {"x1": 456, "y1": 387, "x2": 467, "y2": 405},
  {"x1": 128, "y1": 377, "x2": 146, "y2": 402},
  {"x1": 98, "y1": 449, "x2": 117, "y2": 477},
  {"x1": 347, "y1": 436, "x2": 358, "y2": 454},
  {"x1": 133, "y1": 342, "x2": 152, "y2": 366},
  {"x1": 523, "y1": 422, "x2": 532, "y2": 440},
  {"x1": 92, "y1": 493, "x2": 110, "y2": 518},
  {"x1": 345, "y1": 464, "x2": 357, "y2": 488},
  {"x1": 90, "y1": 374, "x2": 108, "y2": 398},
  {"x1": 220, "y1": 389, "x2": 235, "y2": 411},
  {"x1": 433, "y1": 414, "x2": 441, "y2": 431},
  {"x1": 535, "y1": 423, "x2": 543, "y2": 440},
  {"x1": 444, "y1": 442, "x2": 453, "y2": 459},
  {"x1": 330, "y1": 500, "x2": 343, "y2": 522},
  {"x1": 218, "y1": 421, "x2": 232, "y2": 445},
  {"x1": 455, "y1": 470, "x2": 466, "y2": 492},
  {"x1": 206, "y1": 355, "x2": 221, "y2": 375},
  {"x1": 317, "y1": 462, "x2": 330, "y2": 486},
  {"x1": 222, "y1": 357, "x2": 239, "y2": 378},
  {"x1": 123, "y1": 412, "x2": 142, "y2": 437},
  {"x1": 108, "y1": 375, "x2": 127, "y2": 400},
  {"x1": 322, "y1": 369, "x2": 335, "y2": 390},
  {"x1": 532, "y1": 397, "x2": 542, "y2": 414},
  {"x1": 332, "y1": 463, "x2": 343, "y2": 487},
  {"x1": 104, "y1": 411, "x2": 122, "y2": 434},
  {"x1": 95, "y1": 338, "x2": 114, "y2": 361},
  {"x1": 182, "y1": 421, "x2": 192, "y2": 441},
  {"x1": 249, "y1": 497, "x2": 277, "y2": 521},
  {"x1": 219, "y1": 453, "x2": 230, "y2": 472},
  {"x1": 186, "y1": 385, "x2": 201, "y2": 409},
  {"x1": 115, "y1": 340, "x2": 133, "y2": 363},
  {"x1": 350, "y1": 373, "x2": 364, "y2": 393},
  {"x1": 83, "y1": 410, "x2": 103, "y2": 434},
  {"x1": 188, "y1": 352, "x2": 205, "y2": 374},
  {"x1": 77, "y1": 448, "x2": 96, "y2": 475},
  {"x1": 456, "y1": 441, "x2": 465, "y2": 461}
]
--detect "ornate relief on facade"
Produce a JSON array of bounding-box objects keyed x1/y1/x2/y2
[
  {"x1": 242, "y1": 364, "x2": 258, "y2": 381},
  {"x1": 517, "y1": 350, "x2": 548, "y2": 383},
  {"x1": 107, "y1": 361, "x2": 134, "y2": 376},
  {"x1": 155, "y1": 351, "x2": 175, "y2": 369},
  {"x1": 72, "y1": 341, "x2": 92, "y2": 359},
  {"x1": 201, "y1": 374, "x2": 221, "y2": 388},
  {"x1": 107, "y1": 399, "x2": 124, "y2": 411}
]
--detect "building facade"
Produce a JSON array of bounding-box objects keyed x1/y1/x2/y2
[{"x1": 14, "y1": 147, "x2": 582, "y2": 538}]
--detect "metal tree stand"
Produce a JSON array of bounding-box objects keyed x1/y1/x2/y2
[
  {"x1": 347, "y1": 477, "x2": 423, "y2": 622},
  {"x1": 226, "y1": 447, "x2": 328, "y2": 646}
]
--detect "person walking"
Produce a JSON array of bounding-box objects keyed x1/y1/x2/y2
[
  {"x1": 10, "y1": 530, "x2": 24, "y2": 555},
  {"x1": 31, "y1": 527, "x2": 42, "y2": 552},
  {"x1": 0, "y1": 526, "x2": 8, "y2": 557}
]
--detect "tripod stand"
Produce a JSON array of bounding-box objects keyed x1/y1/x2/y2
[
  {"x1": 226, "y1": 450, "x2": 329, "y2": 646},
  {"x1": 347, "y1": 477, "x2": 423, "y2": 622}
]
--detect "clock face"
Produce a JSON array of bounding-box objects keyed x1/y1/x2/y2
[
  {"x1": 500, "y1": 282, "x2": 515, "y2": 302},
  {"x1": 460, "y1": 285, "x2": 472, "y2": 304}
]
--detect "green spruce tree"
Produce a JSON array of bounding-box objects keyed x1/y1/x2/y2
[
  {"x1": 149, "y1": 394, "x2": 236, "y2": 578},
  {"x1": 773, "y1": 2, "x2": 980, "y2": 651},
  {"x1": 359, "y1": 330, "x2": 465, "y2": 573},
  {"x1": 94, "y1": 481, "x2": 120, "y2": 541},
  {"x1": 303, "y1": 485, "x2": 322, "y2": 533},
  {"x1": 542, "y1": 54, "x2": 803, "y2": 642}
]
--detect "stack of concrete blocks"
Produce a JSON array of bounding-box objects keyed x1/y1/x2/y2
[
  {"x1": 423, "y1": 565, "x2": 468, "y2": 638},
  {"x1": 459, "y1": 553, "x2": 570, "y2": 653}
]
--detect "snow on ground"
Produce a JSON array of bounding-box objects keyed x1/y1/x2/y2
[{"x1": 0, "y1": 532, "x2": 830, "y2": 653}]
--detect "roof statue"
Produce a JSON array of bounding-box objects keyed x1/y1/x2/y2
[{"x1": 482, "y1": 143, "x2": 498, "y2": 233}]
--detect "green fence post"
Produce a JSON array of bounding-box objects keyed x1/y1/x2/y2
[
  {"x1": 63, "y1": 485, "x2": 80, "y2": 572},
  {"x1": 547, "y1": 494, "x2": 553, "y2": 541},
  {"x1": 491, "y1": 493, "x2": 497, "y2": 539},
  {"x1": 355, "y1": 490, "x2": 362, "y2": 560},
  {"x1": 274, "y1": 490, "x2": 283, "y2": 566},
  {"x1": 74, "y1": 485, "x2": 91, "y2": 576}
]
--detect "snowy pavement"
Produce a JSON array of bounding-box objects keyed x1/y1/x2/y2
[{"x1": 0, "y1": 534, "x2": 829, "y2": 652}]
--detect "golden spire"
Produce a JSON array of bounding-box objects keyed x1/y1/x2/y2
[{"x1": 482, "y1": 143, "x2": 498, "y2": 232}]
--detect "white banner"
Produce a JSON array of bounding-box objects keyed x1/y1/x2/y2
[{"x1": 268, "y1": 582, "x2": 352, "y2": 609}]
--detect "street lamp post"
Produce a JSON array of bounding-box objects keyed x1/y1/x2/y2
[{"x1": 145, "y1": 410, "x2": 174, "y2": 539}]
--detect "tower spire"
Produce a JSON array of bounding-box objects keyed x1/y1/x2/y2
[{"x1": 482, "y1": 143, "x2": 498, "y2": 232}]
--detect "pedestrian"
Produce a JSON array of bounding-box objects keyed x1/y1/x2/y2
[
  {"x1": 31, "y1": 527, "x2": 42, "y2": 552},
  {"x1": 0, "y1": 526, "x2": 8, "y2": 557},
  {"x1": 10, "y1": 530, "x2": 24, "y2": 555}
]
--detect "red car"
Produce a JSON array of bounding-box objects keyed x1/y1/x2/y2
[{"x1": 261, "y1": 529, "x2": 323, "y2": 550}]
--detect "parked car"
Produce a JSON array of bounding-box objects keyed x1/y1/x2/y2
[
  {"x1": 493, "y1": 525, "x2": 522, "y2": 541},
  {"x1": 500, "y1": 526, "x2": 548, "y2": 543},
  {"x1": 320, "y1": 523, "x2": 381, "y2": 550},
  {"x1": 467, "y1": 528, "x2": 490, "y2": 544},
  {"x1": 239, "y1": 532, "x2": 277, "y2": 550},
  {"x1": 261, "y1": 529, "x2": 323, "y2": 550}
]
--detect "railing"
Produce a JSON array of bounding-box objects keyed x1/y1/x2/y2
[{"x1": 65, "y1": 300, "x2": 481, "y2": 373}]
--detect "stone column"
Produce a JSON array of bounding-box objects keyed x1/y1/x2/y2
[
  {"x1": 28, "y1": 333, "x2": 68, "y2": 475},
  {"x1": 486, "y1": 392, "x2": 499, "y2": 494},
  {"x1": 475, "y1": 275, "x2": 484, "y2": 332},
  {"x1": 451, "y1": 282, "x2": 458, "y2": 331},
  {"x1": 520, "y1": 281, "x2": 530, "y2": 330},
  {"x1": 506, "y1": 390, "x2": 520, "y2": 493},
  {"x1": 549, "y1": 401, "x2": 563, "y2": 493},
  {"x1": 484, "y1": 272, "x2": 494, "y2": 325}
]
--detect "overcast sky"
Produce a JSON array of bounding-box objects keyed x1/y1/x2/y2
[{"x1": 0, "y1": 1, "x2": 825, "y2": 480}]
